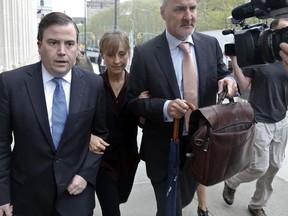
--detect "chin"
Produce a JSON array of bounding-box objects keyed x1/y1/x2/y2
[
  {"x1": 176, "y1": 32, "x2": 192, "y2": 40},
  {"x1": 53, "y1": 68, "x2": 70, "y2": 76},
  {"x1": 183, "y1": 28, "x2": 193, "y2": 35}
]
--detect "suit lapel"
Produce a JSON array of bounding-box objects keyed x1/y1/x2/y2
[
  {"x1": 193, "y1": 33, "x2": 209, "y2": 103},
  {"x1": 25, "y1": 64, "x2": 87, "y2": 151},
  {"x1": 155, "y1": 32, "x2": 181, "y2": 99},
  {"x1": 193, "y1": 32, "x2": 207, "y2": 74},
  {"x1": 25, "y1": 62, "x2": 54, "y2": 148},
  {"x1": 61, "y1": 66, "x2": 86, "y2": 140}
]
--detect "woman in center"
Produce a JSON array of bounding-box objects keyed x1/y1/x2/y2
[{"x1": 89, "y1": 30, "x2": 142, "y2": 216}]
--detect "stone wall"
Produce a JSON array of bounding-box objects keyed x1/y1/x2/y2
[{"x1": 0, "y1": 0, "x2": 39, "y2": 72}]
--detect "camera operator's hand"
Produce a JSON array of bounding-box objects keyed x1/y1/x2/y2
[
  {"x1": 279, "y1": 42, "x2": 288, "y2": 72},
  {"x1": 228, "y1": 56, "x2": 252, "y2": 92}
]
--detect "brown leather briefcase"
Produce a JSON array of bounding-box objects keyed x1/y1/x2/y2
[{"x1": 186, "y1": 95, "x2": 256, "y2": 186}]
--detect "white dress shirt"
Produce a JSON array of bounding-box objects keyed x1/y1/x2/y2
[{"x1": 42, "y1": 65, "x2": 71, "y2": 131}]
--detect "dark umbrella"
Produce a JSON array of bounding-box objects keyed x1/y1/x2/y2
[
  {"x1": 165, "y1": 102, "x2": 196, "y2": 215},
  {"x1": 165, "y1": 119, "x2": 180, "y2": 216}
]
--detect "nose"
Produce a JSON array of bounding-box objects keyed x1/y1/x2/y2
[
  {"x1": 183, "y1": 9, "x2": 193, "y2": 20},
  {"x1": 57, "y1": 44, "x2": 66, "y2": 55},
  {"x1": 114, "y1": 55, "x2": 120, "y2": 63}
]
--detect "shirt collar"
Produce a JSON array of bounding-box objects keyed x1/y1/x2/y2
[
  {"x1": 42, "y1": 64, "x2": 72, "y2": 84},
  {"x1": 165, "y1": 30, "x2": 194, "y2": 51}
]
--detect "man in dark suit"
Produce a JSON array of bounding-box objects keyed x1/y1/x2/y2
[
  {"x1": 0, "y1": 12, "x2": 108, "y2": 216},
  {"x1": 128, "y1": 0, "x2": 238, "y2": 215}
]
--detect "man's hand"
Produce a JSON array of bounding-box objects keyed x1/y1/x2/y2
[
  {"x1": 217, "y1": 77, "x2": 238, "y2": 98},
  {"x1": 89, "y1": 135, "x2": 109, "y2": 154},
  {"x1": 0, "y1": 203, "x2": 13, "y2": 216},
  {"x1": 67, "y1": 175, "x2": 87, "y2": 196},
  {"x1": 138, "y1": 90, "x2": 150, "y2": 99},
  {"x1": 167, "y1": 99, "x2": 190, "y2": 119}
]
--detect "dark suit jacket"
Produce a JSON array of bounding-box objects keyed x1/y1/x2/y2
[
  {"x1": 0, "y1": 62, "x2": 108, "y2": 216},
  {"x1": 128, "y1": 31, "x2": 231, "y2": 182}
]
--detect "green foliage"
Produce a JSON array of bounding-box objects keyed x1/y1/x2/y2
[
  {"x1": 85, "y1": 0, "x2": 271, "y2": 46},
  {"x1": 86, "y1": 0, "x2": 164, "y2": 46}
]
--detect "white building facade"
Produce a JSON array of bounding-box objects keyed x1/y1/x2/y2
[{"x1": 0, "y1": 0, "x2": 39, "y2": 72}]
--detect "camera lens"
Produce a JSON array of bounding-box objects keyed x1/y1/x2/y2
[
  {"x1": 259, "y1": 29, "x2": 275, "y2": 63},
  {"x1": 258, "y1": 27, "x2": 288, "y2": 63},
  {"x1": 272, "y1": 27, "x2": 288, "y2": 61}
]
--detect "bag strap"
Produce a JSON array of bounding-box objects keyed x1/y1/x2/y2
[
  {"x1": 172, "y1": 102, "x2": 196, "y2": 141},
  {"x1": 217, "y1": 88, "x2": 234, "y2": 104}
]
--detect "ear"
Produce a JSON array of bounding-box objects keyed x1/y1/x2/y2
[
  {"x1": 160, "y1": 6, "x2": 166, "y2": 20},
  {"x1": 37, "y1": 41, "x2": 42, "y2": 54},
  {"x1": 37, "y1": 41, "x2": 41, "y2": 48}
]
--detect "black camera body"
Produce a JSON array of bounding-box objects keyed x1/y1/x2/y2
[
  {"x1": 224, "y1": 0, "x2": 288, "y2": 68},
  {"x1": 232, "y1": 0, "x2": 288, "y2": 20}
]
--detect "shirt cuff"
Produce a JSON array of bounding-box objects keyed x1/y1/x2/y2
[{"x1": 163, "y1": 100, "x2": 173, "y2": 122}]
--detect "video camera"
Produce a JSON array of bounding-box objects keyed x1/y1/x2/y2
[{"x1": 223, "y1": 0, "x2": 288, "y2": 68}]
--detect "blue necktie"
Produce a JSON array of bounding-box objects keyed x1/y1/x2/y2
[{"x1": 52, "y1": 78, "x2": 67, "y2": 149}]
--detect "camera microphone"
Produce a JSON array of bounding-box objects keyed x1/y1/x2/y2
[
  {"x1": 232, "y1": 2, "x2": 256, "y2": 20},
  {"x1": 232, "y1": 2, "x2": 270, "y2": 20}
]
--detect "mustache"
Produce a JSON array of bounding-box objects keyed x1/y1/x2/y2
[{"x1": 181, "y1": 20, "x2": 194, "y2": 26}]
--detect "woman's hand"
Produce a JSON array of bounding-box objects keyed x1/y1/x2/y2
[{"x1": 89, "y1": 135, "x2": 109, "y2": 154}]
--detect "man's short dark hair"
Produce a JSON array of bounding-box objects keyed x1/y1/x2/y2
[{"x1": 37, "y1": 12, "x2": 79, "y2": 42}]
